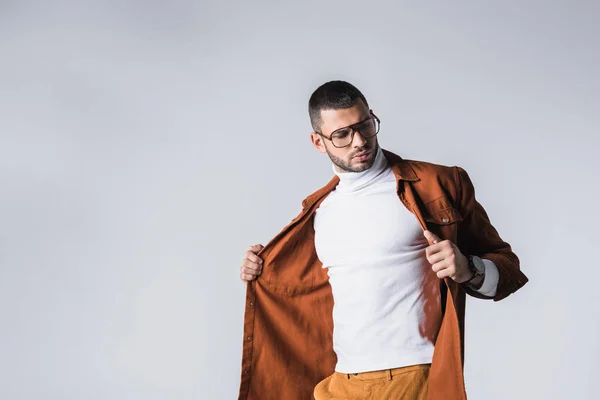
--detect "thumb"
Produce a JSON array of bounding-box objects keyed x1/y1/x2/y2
[
  {"x1": 423, "y1": 230, "x2": 441, "y2": 244},
  {"x1": 249, "y1": 244, "x2": 265, "y2": 252}
]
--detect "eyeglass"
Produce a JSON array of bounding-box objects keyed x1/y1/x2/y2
[{"x1": 316, "y1": 111, "x2": 380, "y2": 148}]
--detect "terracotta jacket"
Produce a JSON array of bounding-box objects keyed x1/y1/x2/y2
[{"x1": 238, "y1": 148, "x2": 529, "y2": 400}]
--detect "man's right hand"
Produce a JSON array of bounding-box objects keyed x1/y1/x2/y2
[{"x1": 240, "y1": 244, "x2": 264, "y2": 282}]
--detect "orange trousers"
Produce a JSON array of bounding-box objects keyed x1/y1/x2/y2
[{"x1": 313, "y1": 363, "x2": 430, "y2": 400}]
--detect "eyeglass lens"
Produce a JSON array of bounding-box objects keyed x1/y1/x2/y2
[{"x1": 331, "y1": 118, "x2": 378, "y2": 147}]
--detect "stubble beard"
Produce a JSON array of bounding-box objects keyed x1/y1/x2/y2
[{"x1": 326, "y1": 141, "x2": 379, "y2": 173}]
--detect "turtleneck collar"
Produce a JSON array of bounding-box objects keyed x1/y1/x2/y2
[{"x1": 332, "y1": 145, "x2": 390, "y2": 193}]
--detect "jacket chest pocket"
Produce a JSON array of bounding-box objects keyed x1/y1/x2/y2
[{"x1": 422, "y1": 196, "x2": 463, "y2": 243}]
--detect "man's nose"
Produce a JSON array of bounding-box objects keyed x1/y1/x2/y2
[{"x1": 352, "y1": 129, "x2": 367, "y2": 147}]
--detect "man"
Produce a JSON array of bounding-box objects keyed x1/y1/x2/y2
[{"x1": 238, "y1": 80, "x2": 528, "y2": 400}]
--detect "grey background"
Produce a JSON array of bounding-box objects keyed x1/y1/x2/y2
[{"x1": 1, "y1": 1, "x2": 598, "y2": 399}]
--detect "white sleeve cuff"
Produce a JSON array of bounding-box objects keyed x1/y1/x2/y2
[{"x1": 476, "y1": 258, "x2": 500, "y2": 297}]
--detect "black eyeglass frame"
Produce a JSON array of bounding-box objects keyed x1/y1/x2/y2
[{"x1": 315, "y1": 110, "x2": 381, "y2": 148}]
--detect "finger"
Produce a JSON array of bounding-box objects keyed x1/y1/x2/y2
[
  {"x1": 248, "y1": 244, "x2": 264, "y2": 253},
  {"x1": 242, "y1": 257, "x2": 262, "y2": 271},
  {"x1": 245, "y1": 251, "x2": 264, "y2": 265},
  {"x1": 240, "y1": 272, "x2": 257, "y2": 281},
  {"x1": 423, "y1": 230, "x2": 441, "y2": 245},
  {"x1": 242, "y1": 264, "x2": 261, "y2": 274},
  {"x1": 427, "y1": 251, "x2": 446, "y2": 266},
  {"x1": 435, "y1": 268, "x2": 451, "y2": 279},
  {"x1": 428, "y1": 243, "x2": 456, "y2": 263},
  {"x1": 241, "y1": 263, "x2": 261, "y2": 274},
  {"x1": 425, "y1": 240, "x2": 442, "y2": 258},
  {"x1": 433, "y1": 262, "x2": 454, "y2": 279},
  {"x1": 241, "y1": 266, "x2": 261, "y2": 277},
  {"x1": 431, "y1": 259, "x2": 449, "y2": 273}
]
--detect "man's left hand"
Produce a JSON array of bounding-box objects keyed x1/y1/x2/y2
[{"x1": 423, "y1": 230, "x2": 473, "y2": 283}]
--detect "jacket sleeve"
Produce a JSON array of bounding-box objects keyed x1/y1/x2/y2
[{"x1": 453, "y1": 166, "x2": 529, "y2": 301}]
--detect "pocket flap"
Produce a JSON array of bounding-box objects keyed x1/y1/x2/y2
[
  {"x1": 422, "y1": 196, "x2": 463, "y2": 225},
  {"x1": 424, "y1": 206, "x2": 463, "y2": 225}
]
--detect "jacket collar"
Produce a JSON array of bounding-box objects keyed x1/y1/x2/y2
[
  {"x1": 382, "y1": 148, "x2": 419, "y2": 183},
  {"x1": 300, "y1": 147, "x2": 419, "y2": 210}
]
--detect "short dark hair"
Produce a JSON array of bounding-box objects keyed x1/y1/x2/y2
[{"x1": 308, "y1": 80, "x2": 369, "y2": 132}]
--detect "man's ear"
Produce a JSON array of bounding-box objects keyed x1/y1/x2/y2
[{"x1": 310, "y1": 132, "x2": 327, "y2": 153}]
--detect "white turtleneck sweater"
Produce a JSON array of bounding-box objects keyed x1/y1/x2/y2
[{"x1": 313, "y1": 145, "x2": 499, "y2": 373}]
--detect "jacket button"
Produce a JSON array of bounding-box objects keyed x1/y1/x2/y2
[
  {"x1": 442, "y1": 217, "x2": 449, "y2": 223},
  {"x1": 247, "y1": 336, "x2": 252, "y2": 341}
]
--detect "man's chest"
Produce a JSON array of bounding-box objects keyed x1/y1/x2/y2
[{"x1": 313, "y1": 182, "x2": 429, "y2": 268}]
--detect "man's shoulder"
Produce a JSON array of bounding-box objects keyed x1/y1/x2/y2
[
  {"x1": 381, "y1": 147, "x2": 460, "y2": 183},
  {"x1": 388, "y1": 155, "x2": 468, "y2": 204},
  {"x1": 403, "y1": 158, "x2": 457, "y2": 178},
  {"x1": 401, "y1": 159, "x2": 462, "y2": 204}
]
